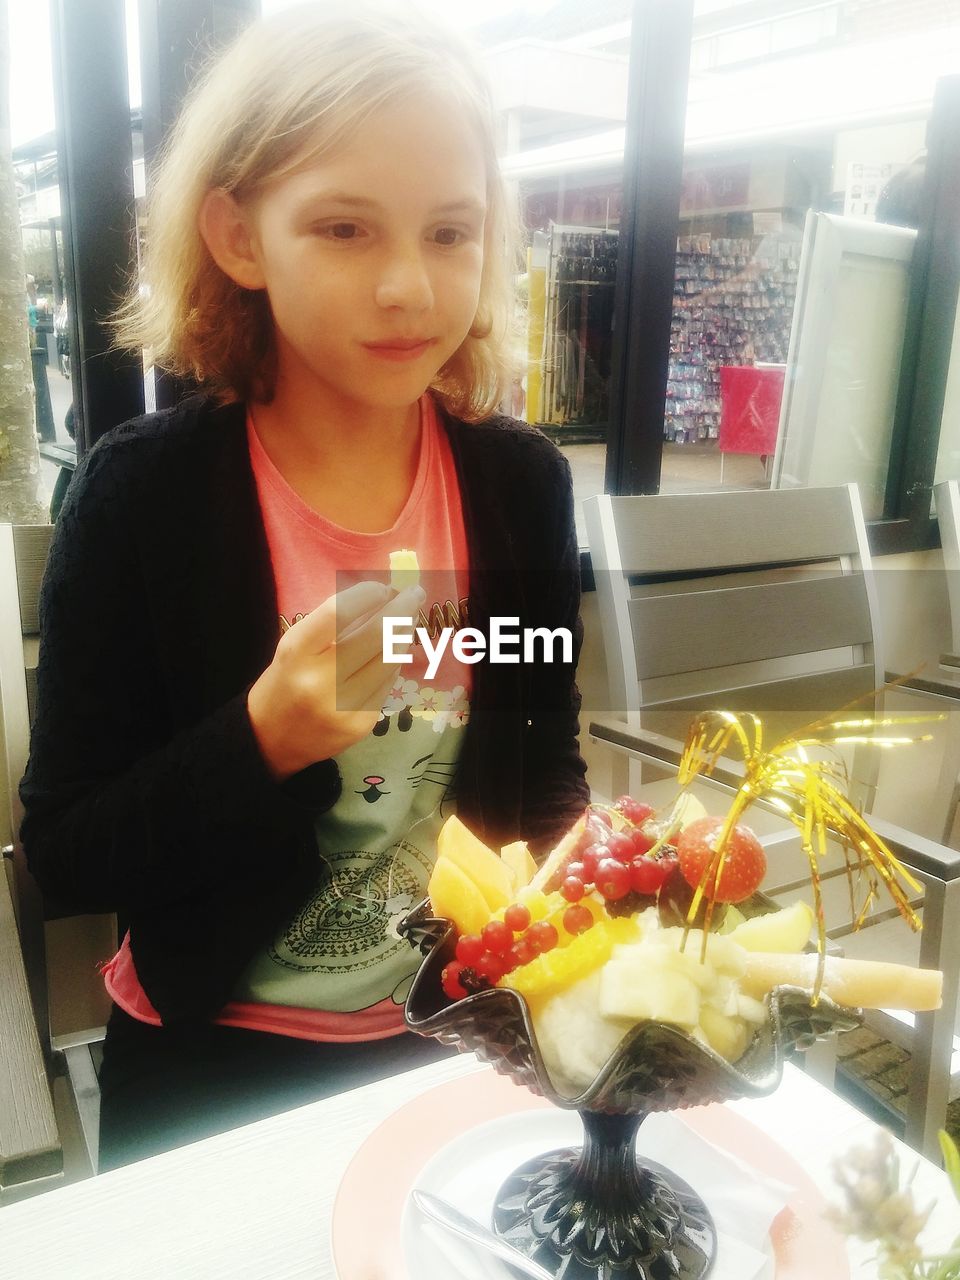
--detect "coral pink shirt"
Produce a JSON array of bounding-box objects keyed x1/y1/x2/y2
[{"x1": 103, "y1": 394, "x2": 470, "y2": 1039}]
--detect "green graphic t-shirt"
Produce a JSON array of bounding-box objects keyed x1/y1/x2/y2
[{"x1": 228, "y1": 395, "x2": 472, "y2": 1040}]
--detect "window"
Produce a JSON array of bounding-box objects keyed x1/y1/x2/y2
[{"x1": 493, "y1": 0, "x2": 959, "y2": 555}]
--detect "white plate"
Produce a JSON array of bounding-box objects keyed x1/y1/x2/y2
[
  {"x1": 330, "y1": 1068, "x2": 849, "y2": 1280},
  {"x1": 401, "y1": 1109, "x2": 777, "y2": 1280}
]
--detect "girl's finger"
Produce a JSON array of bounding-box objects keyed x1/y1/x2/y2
[
  {"x1": 335, "y1": 584, "x2": 424, "y2": 676},
  {"x1": 337, "y1": 650, "x2": 404, "y2": 714},
  {"x1": 284, "y1": 581, "x2": 392, "y2": 654}
]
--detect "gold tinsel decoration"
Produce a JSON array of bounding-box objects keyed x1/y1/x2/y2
[{"x1": 672, "y1": 707, "x2": 937, "y2": 999}]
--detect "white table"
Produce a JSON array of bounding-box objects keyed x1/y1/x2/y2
[{"x1": 0, "y1": 1057, "x2": 956, "y2": 1279}]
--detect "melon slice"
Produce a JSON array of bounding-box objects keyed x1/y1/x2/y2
[
  {"x1": 426, "y1": 857, "x2": 491, "y2": 938},
  {"x1": 728, "y1": 901, "x2": 814, "y2": 954},
  {"x1": 500, "y1": 840, "x2": 537, "y2": 891},
  {"x1": 530, "y1": 815, "x2": 587, "y2": 893},
  {"x1": 436, "y1": 816, "x2": 513, "y2": 912},
  {"x1": 675, "y1": 792, "x2": 709, "y2": 829},
  {"x1": 740, "y1": 952, "x2": 943, "y2": 1012}
]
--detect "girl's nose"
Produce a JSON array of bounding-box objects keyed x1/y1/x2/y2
[{"x1": 375, "y1": 250, "x2": 433, "y2": 311}]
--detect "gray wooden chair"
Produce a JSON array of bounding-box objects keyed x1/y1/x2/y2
[
  {"x1": 0, "y1": 523, "x2": 114, "y2": 1187},
  {"x1": 922, "y1": 481, "x2": 960, "y2": 848},
  {"x1": 584, "y1": 484, "x2": 960, "y2": 1160},
  {"x1": 935, "y1": 479, "x2": 960, "y2": 665}
]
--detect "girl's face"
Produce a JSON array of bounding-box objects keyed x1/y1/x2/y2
[{"x1": 242, "y1": 91, "x2": 488, "y2": 417}]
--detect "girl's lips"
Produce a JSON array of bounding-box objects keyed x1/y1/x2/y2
[{"x1": 363, "y1": 338, "x2": 437, "y2": 361}]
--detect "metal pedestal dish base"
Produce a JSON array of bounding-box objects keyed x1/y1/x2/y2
[{"x1": 493, "y1": 1109, "x2": 716, "y2": 1280}]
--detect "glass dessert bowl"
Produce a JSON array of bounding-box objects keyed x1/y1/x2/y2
[
  {"x1": 400, "y1": 899, "x2": 857, "y2": 1280},
  {"x1": 399, "y1": 710, "x2": 944, "y2": 1279}
]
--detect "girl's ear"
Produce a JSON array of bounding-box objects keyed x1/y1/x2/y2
[{"x1": 198, "y1": 189, "x2": 266, "y2": 290}]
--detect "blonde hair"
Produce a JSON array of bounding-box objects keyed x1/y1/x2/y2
[{"x1": 113, "y1": 1, "x2": 520, "y2": 419}]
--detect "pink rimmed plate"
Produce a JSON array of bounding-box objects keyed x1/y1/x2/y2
[{"x1": 330, "y1": 1067, "x2": 849, "y2": 1280}]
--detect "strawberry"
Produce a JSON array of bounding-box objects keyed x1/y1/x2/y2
[{"x1": 676, "y1": 816, "x2": 766, "y2": 904}]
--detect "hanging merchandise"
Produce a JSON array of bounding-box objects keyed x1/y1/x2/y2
[
  {"x1": 538, "y1": 225, "x2": 618, "y2": 443},
  {"x1": 666, "y1": 234, "x2": 800, "y2": 444}
]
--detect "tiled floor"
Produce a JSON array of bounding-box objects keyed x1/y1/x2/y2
[{"x1": 836, "y1": 1025, "x2": 960, "y2": 1145}]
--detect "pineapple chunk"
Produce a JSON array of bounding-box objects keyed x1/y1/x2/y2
[
  {"x1": 426, "y1": 857, "x2": 491, "y2": 938},
  {"x1": 728, "y1": 900, "x2": 814, "y2": 954},
  {"x1": 658, "y1": 946, "x2": 717, "y2": 993},
  {"x1": 699, "y1": 1007, "x2": 751, "y2": 1061},
  {"x1": 659, "y1": 928, "x2": 747, "y2": 978},
  {"x1": 705, "y1": 974, "x2": 740, "y2": 1017},
  {"x1": 436, "y1": 816, "x2": 513, "y2": 912},
  {"x1": 600, "y1": 960, "x2": 702, "y2": 1028},
  {"x1": 736, "y1": 993, "x2": 769, "y2": 1024},
  {"x1": 388, "y1": 548, "x2": 420, "y2": 590}
]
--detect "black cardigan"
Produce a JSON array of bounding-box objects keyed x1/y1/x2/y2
[{"x1": 20, "y1": 396, "x2": 589, "y2": 1024}]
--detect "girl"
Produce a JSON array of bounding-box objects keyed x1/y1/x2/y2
[{"x1": 20, "y1": 1, "x2": 588, "y2": 1170}]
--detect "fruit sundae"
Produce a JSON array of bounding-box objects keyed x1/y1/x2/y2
[{"x1": 425, "y1": 798, "x2": 943, "y2": 1098}]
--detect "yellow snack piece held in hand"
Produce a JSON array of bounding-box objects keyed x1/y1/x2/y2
[{"x1": 389, "y1": 548, "x2": 420, "y2": 591}]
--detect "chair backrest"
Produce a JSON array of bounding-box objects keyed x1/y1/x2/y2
[
  {"x1": 935, "y1": 479, "x2": 960, "y2": 656},
  {"x1": 0, "y1": 523, "x2": 61, "y2": 1188},
  {"x1": 0, "y1": 524, "x2": 50, "y2": 848},
  {"x1": 584, "y1": 484, "x2": 885, "y2": 750},
  {"x1": 1, "y1": 524, "x2": 116, "y2": 1187}
]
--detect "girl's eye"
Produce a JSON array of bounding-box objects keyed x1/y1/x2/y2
[
  {"x1": 321, "y1": 222, "x2": 363, "y2": 240},
  {"x1": 432, "y1": 226, "x2": 465, "y2": 247}
]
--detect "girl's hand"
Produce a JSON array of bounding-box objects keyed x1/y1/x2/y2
[{"x1": 247, "y1": 580, "x2": 425, "y2": 781}]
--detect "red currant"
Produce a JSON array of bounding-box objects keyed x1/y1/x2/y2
[
  {"x1": 587, "y1": 805, "x2": 614, "y2": 829},
  {"x1": 509, "y1": 937, "x2": 536, "y2": 968},
  {"x1": 629, "y1": 827, "x2": 657, "y2": 857},
  {"x1": 585, "y1": 814, "x2": 612, "y2": 844},
  {"x1": 503, "y1": 903, "x2": 532, "y2": 934},
  {"x1": 580, "y1": 843, "x2": 606, "y2": 881},
  {"x1": 629, "y1": 856, "x2": 670, "y2": 894},
  {"x1": 615, "y1": 796, "x2": 656, "y2": 826},
  {"x1": 474, "y1": 950, "x2": 508, "y2": 983},
  {"x1": 455, "y1": 934, "x2": 484, "y2": 966},
  {"x1": 441, "y1": 961, "x2": 468, "y2": 1000},
  {"x1": 560, "y1": 875, "x2": 586, "y2": 902},
  {"x1": 602, "y1": 831, "x2": 634, "y2": 863},
  {"x1": 563, "y1": 904, "x2": 595, "y2": 935},
  {"x1": 564, "y1": 859, "x2": 587, "y2": 883},
  {"x1": 595, "y1": 857, "x2": 631, "y2": 900},
  {"x1": 481, "y1": 919, "x2": 513, "y2": 955},
  {"x1": 527, "y1": 921, "x2": 559, "y2": 954}
]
